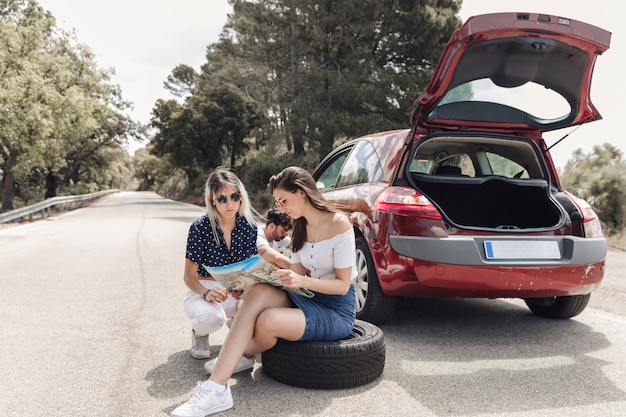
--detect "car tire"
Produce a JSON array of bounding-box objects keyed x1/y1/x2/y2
[
  {"x1": 261, "y1": 319, "x2": 386, "y2": 389},
  {"x1": 524, "y1": 294, "x2": 591, "y2": 319},
  {"x1": 354, "y1": 236, "x2": 399, "y2": 325}
]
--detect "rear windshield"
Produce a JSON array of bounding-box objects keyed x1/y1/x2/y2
[
  {"x1": 439, "y1": 78, "x2": 570, "y2": 121},
  {"x1": 409, "y1": 136, "x2": 546, "y2": 180}
]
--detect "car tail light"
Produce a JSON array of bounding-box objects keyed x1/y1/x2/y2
[
  {"x1": 372, "y1": 186, "x2": 442, "y2": 219},
  {"x1": 566, "y1": 192, "x2": 604, "y2": 238}
]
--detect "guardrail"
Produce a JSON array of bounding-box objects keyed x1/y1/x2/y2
[{"x1": 0, "y1": 189, "x2": 119, "y2": 224}]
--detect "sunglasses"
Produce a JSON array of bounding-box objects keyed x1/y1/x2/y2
[
  {"x1": 274, "y1": 190, "x2": 296, "y2": 209},
  {"x1": 215, "y1": 193, "x2": 241, "y2": 205}
]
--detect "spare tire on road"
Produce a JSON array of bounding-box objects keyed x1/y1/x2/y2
[{"x1": 261, "y1": 319, "x2": 385, "y2": 389}]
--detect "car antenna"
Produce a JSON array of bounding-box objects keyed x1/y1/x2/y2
[{"x1": 545, "y1": 123, "x2": 583, "y2": 153}]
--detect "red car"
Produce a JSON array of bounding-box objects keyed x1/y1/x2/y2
[{"x1": 313, "y1": 12, "x2": 610, "y2": 325}]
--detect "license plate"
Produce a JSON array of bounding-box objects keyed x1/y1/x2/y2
[{"x1": 484, "y1": 240, "x2": 560, "y2": 260}]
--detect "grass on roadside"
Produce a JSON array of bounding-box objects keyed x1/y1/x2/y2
[{"x1": 607, "y1": 232, "x2": 626, "y2": 251}]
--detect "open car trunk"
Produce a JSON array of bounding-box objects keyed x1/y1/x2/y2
[{"x1": 411, "y1": 174, "x2": 564, "y2": 230}]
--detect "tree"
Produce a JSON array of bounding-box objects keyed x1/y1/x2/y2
[
  {"x1": 197, "y1": 82, "x2": 265, "y2": 167},
  {"x1": 0, "y1": 0, "x2": 54, "y2": 210},
  {"x1": 150, "y1": 81, "x2": 265, "y2": 187},
  {"x1": 209, "y1": 0, "x2": 462, "y2": 159},
  {"x1": 150, "y1": 98, "x2": 220, "y2": 188},
  {"x1": 148, "y1": 0, "x2": 461, "y2": 195},
  {"x1": 560, "y1": 143, "x2": 626, "y2": 233},
  {"x1": 0, "y1": 0, "x2": 140, "y2": 210},
  {"x1": 163, "y1": 64, "x2": 197, "y2": 97}
]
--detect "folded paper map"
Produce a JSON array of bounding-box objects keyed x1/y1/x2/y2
[{"x1": 203, "y1": 255, "x2": 314, "y2": 298}]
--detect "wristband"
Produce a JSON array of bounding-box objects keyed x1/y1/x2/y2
[{"x1": 202, "y1": 288, "x2": 211, "y2": 300}]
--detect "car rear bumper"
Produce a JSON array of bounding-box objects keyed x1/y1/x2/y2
[
  {"x1": 409, "y1": 261, "x2": 603, "y2": 296},
  {"x1": 389, "y1": 235, "x2": 606, "y2": 266},
  {"x1": 380, "y1": 235, "x2": 605, "y2": 297},
  {"x1": 377, "y1": 259, "x2": 604, "y2": 297}
]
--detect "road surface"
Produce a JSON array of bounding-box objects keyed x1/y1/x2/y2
[{"x1": 1, "y1": 191, "x2": 625, "y2": 416}]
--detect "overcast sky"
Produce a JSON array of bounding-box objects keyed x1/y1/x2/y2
[{"x1": 36, "y1": 0, "x2": 622, "y2": 168}]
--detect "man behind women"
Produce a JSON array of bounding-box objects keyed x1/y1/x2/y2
[
  {"x1": 258, "y1": 207, "x2": 292, "y2": 251},
  {"x1": 172, "y1": 166, "x2": 357, "y2": 417},
  {"x1": 183, "y1": 168, "x2": 289, "y2": 360}
]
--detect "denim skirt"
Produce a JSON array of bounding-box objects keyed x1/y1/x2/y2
[{"x1": 287, "y1": 285, "x2": 356, "y2": 341}]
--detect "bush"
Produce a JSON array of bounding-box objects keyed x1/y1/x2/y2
[
  {"x1": 59, "y1": 182, "x2": 101, "y2": 196},
  {"x1": 240, "y1": 151, "x2": 320, "y2": 213},
  {"x1": 560, "y1": 143, "x2": 626, "y2": 233}
]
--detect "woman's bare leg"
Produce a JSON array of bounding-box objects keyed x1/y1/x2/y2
[
  {"x1": 244, "y1": 306, "x2": 306, "y2": 354},
  {"x1": 209, "y1": 284, "x2": 293, "y2": 385}
]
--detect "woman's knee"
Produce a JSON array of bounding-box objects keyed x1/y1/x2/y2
[
  {"x1": 254, "y1": 309, "x2": 283, "y2": 335},
  {"x1": 192, "y1": 307, "x2": 227, "y2": 335},
  {"x1": 255, "y1": 308, "x2": 306, "y2": 342},
  {"x1": 245, "y1": 283, "x2": 275, "y2": 301},
  {"x1": 244, "y1": 284, "x2": 290, "y2": 308}
]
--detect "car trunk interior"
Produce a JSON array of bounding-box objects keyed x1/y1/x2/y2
[
  {"x1": 411, "y1": 174, "x2": 563, "y2": 230},
  {"x1": 407, "y1": 135, "x2": 565, "y2": 230}
]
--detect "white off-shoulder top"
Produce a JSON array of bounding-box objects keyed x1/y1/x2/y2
[{"x1": 290, "y1": 228, "x2": 356, "y2": 280}]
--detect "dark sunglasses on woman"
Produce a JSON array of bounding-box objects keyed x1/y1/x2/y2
[{"x1": 215, "y1": 193, "x2": 241, "y2": 205}]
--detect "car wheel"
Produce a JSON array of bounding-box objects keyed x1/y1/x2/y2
[
  {"x1": 524, "y1": 294, "x2": 591, "y2": 319},
  {"x1": 261, "y1": 320, "x2": 385, "y2": 389},
  {"x1": 354, "y1": 236, "x2": 399, "y2": 325}
]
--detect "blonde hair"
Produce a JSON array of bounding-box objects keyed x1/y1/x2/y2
[{"x1": 204, "y1": 167, "x2": 257, "y2": 246}]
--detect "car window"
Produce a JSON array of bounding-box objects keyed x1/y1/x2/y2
[
  {"x1": 336, "y1": 141, "x2": 383, "y2": 187},
  {"x1": 410, "y1": 139, "x2": 539, "y2": 178},
  {"x1": 437, "y1": 78, "x2": 571, "y2": 122},
  {"x1": 409, "y1": 157, "x2": 432, "y2": 173},
  {"x1": 316, "y1": 152, "x2": 349, "y2": 190},
  {"x1": 484, "y1": 152, "x2": 529, "y2": 178},
  {"x1": 436, "y1": 154, "x2": 475, "y2": 177}
]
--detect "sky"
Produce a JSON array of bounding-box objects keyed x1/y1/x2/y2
[{"x1": 36, "y1": 0, "x2": 622, "y2": 169}]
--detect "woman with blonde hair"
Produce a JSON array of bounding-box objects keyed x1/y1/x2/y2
[{"x1": 182, "y1": 167, "x2": 287, "y2": 360}]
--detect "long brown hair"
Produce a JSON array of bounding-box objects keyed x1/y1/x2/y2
[{"x1": 268, "y1": 166, "x2": 345, "y2": 252}]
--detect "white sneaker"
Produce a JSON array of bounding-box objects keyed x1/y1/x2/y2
[
  {"x1": 190, "y1": 330, "x2": 210, "y2": 359},
  {"x1": 204, "y1": 355, "x2": 255, "y2": 375},
  {"x1": 171, "y1": 381, "x2": 233, "y2": 417}
]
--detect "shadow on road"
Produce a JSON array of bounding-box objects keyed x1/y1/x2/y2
[{"x1": 146, "y1": 297, "x2": 625, "y2": 416}]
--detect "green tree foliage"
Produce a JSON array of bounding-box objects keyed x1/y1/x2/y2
[
  {"x1": 560, "y1": 143, "x2": 626, "y2": 233},
  {"x1": 198, "y1": 82, "x2": 265, "y2": 168},
  {"x1": 216, "y1": 0, "x2": 462, "y2": 159},
  {"x1": 239, "y1": 145, "x2": 320, "y2": 211},
  {"x1": 132, "y1": 146, "x2": 182, "y2": 192},
  {"x1": 0, "y1": 0, "x2": 140, "y2": 211},
  {"x1": 150, "y1": 97, "x2": 210, "y2": 188},
  {"x1": 163, "y1": 64, "x2": 197, "y2": 97},
  {"x1": 0, "y1": 0, "x2": 53, "y2": 209},
  {"x1": 151, "y1": 77, "x2": 265, "y2": 188},
  {"x1": 149, "y1": 0, "x2": 462, "y2": 194}
]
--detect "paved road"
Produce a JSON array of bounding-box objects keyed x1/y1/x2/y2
[{"x1": 1, "y1": 191, "x2": 625, "y2": 417}]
